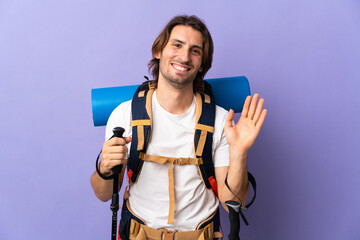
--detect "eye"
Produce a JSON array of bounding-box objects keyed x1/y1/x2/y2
[
  {"x1": 191, "y1": 48, "x2": 201, "y2": 55},
  {"x1": 173, "y1": 43, "x2": 181, "y2": 48}
]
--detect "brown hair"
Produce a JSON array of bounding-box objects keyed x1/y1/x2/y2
[{"x1": 148, "y1": 15, "x2": 214, "y2": 93}]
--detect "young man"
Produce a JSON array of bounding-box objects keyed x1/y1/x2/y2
[{"x1": 91, "y1": 15, "x2": 267, "y2": 239}]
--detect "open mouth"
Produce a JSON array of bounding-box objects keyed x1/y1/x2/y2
[{"x1": 172, "y1": 63, "x2": 191, "y2": 72}]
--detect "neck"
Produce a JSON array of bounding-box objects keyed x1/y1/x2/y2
[{"x1": 156, "y1": 80, "x2": 194, "y2": 115}]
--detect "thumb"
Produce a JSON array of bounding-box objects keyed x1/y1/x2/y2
[
  {"x1": 124, "y1": 136, "x2": 132, "y2": 143},
  {"x1": 224, "y1": 109, "x2": 234, "y2": 130}
]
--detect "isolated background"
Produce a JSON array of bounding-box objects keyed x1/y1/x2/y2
[{"x1": 1, "y1": 0, "x2": 359, "y2": 239}]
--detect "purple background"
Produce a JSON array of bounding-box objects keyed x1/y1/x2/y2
[{"x1": 1, "y1": 0, "x2": 359, "y2": 239}]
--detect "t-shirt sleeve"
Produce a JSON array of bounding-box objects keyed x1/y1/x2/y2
[
  {"x1": 105, "y1": 100, "x2": 132, "y2": 141},
  {"x1": 212, "y1": 106, "x2": 230, "y2": 167}
]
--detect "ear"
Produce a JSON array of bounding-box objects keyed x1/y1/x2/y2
[
  {"x1": 199, "y1": 66, "x2": 203, "y2": 72},
  {"x1": 154, "y1": 51, "x2": 161, "y2": 59}
]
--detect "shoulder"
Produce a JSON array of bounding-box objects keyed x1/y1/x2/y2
[
  {"x1": 214, "y1": 105, "x2": 228, "y2": 129},
  {"x1": 108, "y1": 100, "x2": 132, "y2": 119},
  {"x1": 213, "y1": 104, "x2": 229, "y2": 145},
  {"x1": 212, "y1": 105, "x2": 230, "y2": 167},
  {"x1": 105, "y1": 100, "x2": 132, "y2": 140},
  {"x1": 215, "y1": 105, "x2": 228, "y2": 117}
]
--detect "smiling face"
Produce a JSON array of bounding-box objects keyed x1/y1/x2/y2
[{"x1": 155, "y1": 25, "x2": 204, "y2": 90}]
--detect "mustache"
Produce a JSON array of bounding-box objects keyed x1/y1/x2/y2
[{"x1": 173, "y1": 59, "x2": 193, "y2": 68}]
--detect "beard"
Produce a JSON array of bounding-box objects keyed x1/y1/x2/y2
[{"x1": 158, "y1": 59, "x2": 197, "y2": 90}]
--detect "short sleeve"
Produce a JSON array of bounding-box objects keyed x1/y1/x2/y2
[
  {"x1": 105, "y1": 100, "x2": 132, "y2": 141},
  {"x1": 212, "y1": 106, "x2": 230, "y2": 167}
]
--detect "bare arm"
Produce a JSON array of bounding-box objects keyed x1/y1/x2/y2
[
  {"x1": 90, "y1": 136, "x2": 131, "y2": 202},
  {"x1": 217, "y1": 94, "x2": 267, "y2": 211},
  {"x1": 216, "y1": 158, "x2": 248, "y2": 212}
]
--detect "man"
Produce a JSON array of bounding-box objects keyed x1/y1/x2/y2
[{"x1": 91, "y1": 15, "x2": 267, "y2": 239}]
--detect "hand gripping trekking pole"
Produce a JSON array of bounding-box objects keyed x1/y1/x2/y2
[
  {"x1": 110, "y1": 127, "x2": 125, "y2": 240},
  {"x1": 95, "y1": 127, "x2": 126, "y2": 240}
]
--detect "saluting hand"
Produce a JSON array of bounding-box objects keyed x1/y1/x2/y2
[{"x1": 224, "y1": 94, "x2": 267, "y2": 155}]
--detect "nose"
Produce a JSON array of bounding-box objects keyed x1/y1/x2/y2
[{"x1": 178, "y1": 48, "x2": 191, "y2": 63}]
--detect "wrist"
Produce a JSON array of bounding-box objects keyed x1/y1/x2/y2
[
  {"x1": 229, "y1": 147, "x2": 248, "y2": 159},
  {"x1": 229, "y1": 149, "x2": 248, "y2": 175},
  {"x1": 96, "y1": 158, "x2": 114, "y2": 180}
]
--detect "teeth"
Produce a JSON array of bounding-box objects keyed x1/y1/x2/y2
[{"x1": 173, "y1": 64, "x2": 188, "y2": 71}]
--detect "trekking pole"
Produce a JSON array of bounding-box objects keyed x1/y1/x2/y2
[
  {"x1": 225, "y1": 200, "x2": 241, "y2": 240},
  {"x1": 110, "y1": 127, "x2": 125, "y2": 240}
]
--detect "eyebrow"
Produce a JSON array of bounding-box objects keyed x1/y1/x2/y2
[{"x1": 169, "y1": 39, "x2": 203, "y2": 50}]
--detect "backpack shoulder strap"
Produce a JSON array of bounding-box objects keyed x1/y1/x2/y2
[
  {"x1": 127, "y1": 81, "x2": 155, "y2": 184},
  {"x1": 194, "y1": 84, "x2": 217, "y2": 194}
]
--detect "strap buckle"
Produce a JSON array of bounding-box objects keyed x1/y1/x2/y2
[{"x1": 162, "y1": 229, "x2": 177, "y2": 240}]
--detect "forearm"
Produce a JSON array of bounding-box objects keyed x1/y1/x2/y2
[{"x1": 219, "y1": 150, "x2": 249, "y2": 209}]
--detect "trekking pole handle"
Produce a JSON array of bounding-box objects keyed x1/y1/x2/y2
[
  {"x1": 225, "y1": 200, "x2": 241, "y2": 240},
  {"x1": 112, "y1": 126, "x2": 125, "y2": 138},
  {"x1": 112, "y1": 127, "x2": 125, "y2": 174}
]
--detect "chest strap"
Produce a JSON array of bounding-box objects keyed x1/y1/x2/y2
[{"x1": 139, "y1": 152, "x2": 203, "y2": 224}]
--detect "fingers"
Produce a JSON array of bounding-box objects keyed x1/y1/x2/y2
[
  {"x1": 247, "y1": 94, "x2": 259, "y2": 119},
  {"x1": 240, "y1": 96, "x2": 251, "y2": 118},
  {"x1": 256, "y1": 109, "x2": 267, "y2": 130},
  {"x1": 99, "y1": 158, "x2": 127, "y2": 173},
  {"x1": 108, "y1": 136, "x2": 131, "y2": 146},
  {"x1": 103, "y1": 139, "x2": 129, "y2": 157},
  {"x1": 104, "y1": 151, "x2": 127, "y2": 159},
  {"x1": 242, "y1": 94, "x2": 265, "y2": 123},
  {"x1": 100, "y1": 137, "x2": 131, "y2": 175},
  {"x1": 253, "y1": 97, "x2": 265, "y2": 124}
]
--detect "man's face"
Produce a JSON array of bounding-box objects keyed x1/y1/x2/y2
[{"x1": 156, "y1": 25, "x2": 204, "y2": 90}]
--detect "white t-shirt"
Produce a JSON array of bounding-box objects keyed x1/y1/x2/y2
[{"x1": 105, "y1": 91, "x2": 229, "y2": 231}]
